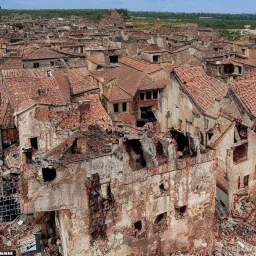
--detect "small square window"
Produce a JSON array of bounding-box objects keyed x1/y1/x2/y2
[
  {"x1": 153, "y1": 91, "x2": 158, "y2": 99},
  {"x1": 110, "y1": 55, "x2": 119, "y2": 64},
  {"x1": 122, "y1": 102, "x2": 127, "y2": 112},
  {"x1": 134, "y1": 221, "x2": 142, "y2": 230},
  {"x1": 114, "y1": 104, "x2": 119, "y2": 113},
  {"x1": 140, "y1": 92, "x2": 145, "y2": 100},
  {"x1": 33, "y1": 63, "x2": 39, "y2": 68},
  {"x1": 153, "y1": 55, "x2": 159, "y2": 63},
  {"x1": 146, "y1": 91, "x2": 152, "y2": 100}
]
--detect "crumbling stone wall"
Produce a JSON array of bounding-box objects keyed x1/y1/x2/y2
[{"x1": 21, "y1": 128, "x2": 216, "y2": 255}]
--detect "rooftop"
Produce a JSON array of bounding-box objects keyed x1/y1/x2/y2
[{"x1": 174, "y1": 65, "x2": 227, "y2": 112}]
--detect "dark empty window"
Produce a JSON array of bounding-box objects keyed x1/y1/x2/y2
[
  {"x1": 71, "y1": 138, "x2": 81, "y2": 154},
  {"x1": 23, "y1": 152, "x2": 32, "y2": 164},
  {"x1": 122, "y1": 102, "x2": 127, "y2": 112},
  {"x1": 153, "y1": 55, "x2": 159, "y2": 63},
  {"x1": 50, "y1": 61, "x2": 54, "y2": 67},
  {"x1": 238, "y1": 176, "x2": 241, "y2": 189},
  {"x1": 244, "y1": 175, "x2": 249, "y2": 187},
  {"x1": 42, "y1": 168, "x2": 56, "y2": 182},
  {"x1": 238, "y1": 66, "x2": 242, "y2": 75},
  {"x1": 159, "y1": 183, "x2": 166, "y2": 192},
  {"x1": 33, "y1": 63, "x2": 40, "y2": 68},
  {"x1": 125, "y1": 139, "x2": 146, "y2": 170},
  {"x1": 224, "y1": 64, "x2": 234, "y2": 74},
  {"x1": 176, "y1": 205, "x2": 187, "y2": 217},
  {"x1": 134, "y1": 221, "x2": 142, "y2": 230},
  {"x1": 114, "y1": 104, "x2": 119, "y2": 113},
  {"x1": 140, "y1": 93, "x2": 145, "y2": 100},
  {"x1": 154, "y1": 212, "x2": 167, "y2": 224},
  {"x1": 146, "y1": 91, "x2": 152, "y2": 100},
  {"x1": 242, "y1": 49, "x2": 246, "y2": 55},
  {"x1": 156, "y1": 142, "x2": 165, "y2": 158},
  {"x1": 153, "y1": 91, "x2": 158, "y2": 99},
  {"x1": 208, "y1": 132, "x2": 213, "y2": 141},
  {"x1": 30, "y1": 137, "x2": 38, "y2": 150},
  {"x1": 233, "y1": 144, "x2": 248, "y2": 163},
  {"x1": 109, "y1": 55, "x2": 119, "y2": 64}
]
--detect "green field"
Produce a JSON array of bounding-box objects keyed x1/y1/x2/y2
[{"x1": 1, "y1": 9, "x2": 256, "y2": 29}]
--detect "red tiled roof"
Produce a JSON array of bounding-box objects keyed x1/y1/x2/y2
[
  {"x1": 46, "y1": 94, "x2": 112, "y2": 135},
  {"x1": 231, "y1": 58, "x2": 256, "y2": 67},
  {"x1": 54, "y1": 68, "x2": 97, "y2": 95},
  {"x1": 1, "y1": 68, "x2": 70, "y2": 112},
  {"x1": 142, "y1": 44, "x2": 166, "y2": 53},
  {"x1": 94, "y1": 59, "x2": 165, "y2": 101},
  {"x1": 103, "y1": 80, "x2": 132, "y2": 102},
  {"x1": 0, "y1": 57, "x2": 23, "y2": 70},
  {"x1": 138, "y1": 74, "x2": 165, "y2": 91},
  {"x1": 174, "y1": 65, "x2": 227, "y2": 112},
  {"x1": 120, "y1": 56, "x2": 162, "y2": 74},
  {"x1": 232, "y1": 70, "x2": 256, "y2": 117},
  {"x1": 92, "y1": 68, "x2": 119, "y2": 84},
  {"x1": 87, "y1": 54, "x2": 106, "y2": 65},
  {"x1": 53, "y1": 48, "x2": 86, "y2": 57},
  {"x1": 0, "y1": 83, "x2": 10, "y2": 127},
  {"x1": 23, "y1": 47, "x2": 66, "y2": 60},
  {"x1": 230, "y1": 40, "x2": 250, "y2": 46}
]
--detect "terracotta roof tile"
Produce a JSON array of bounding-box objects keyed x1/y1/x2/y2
[
  {"x1": 54, "y1": 68, "x2": 97, "y2": 95},
  {"x1": 103, "y1": 80, "x2": 132, "y2": 102},
  {"x1": 232, "y1": 70, "x2": 256, "y2": 117},
  {"x1": 120, "y1": 56, "x2": 162, "y2": 74},
  {"x1": 142, "y1": 44, "x2": 166, "y2": 53},
  {"x1": 23, "y1": 47, "x2": 66, "y2": 60},
  {"x1": 0, "y1": 58, "x2": 23, "y2": 70},
  {"x1": 1, "y1": 68, "x2": 70, "y2": 112},
  {"x1": 138, "y1": 74, "x2": 164, "y2": 91},
  {"x1": 174, "y1": 65, "x2": 227, "y2": 112}
]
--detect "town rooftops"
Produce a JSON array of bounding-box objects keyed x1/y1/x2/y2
[
  {"x1": 0, "y1": 57, "x2": 23, "y2": 70},
  {"x1": 23, "y1": 47, "x2": 66, "y2": 60},
  {"x1": 231, "y1": 70, "x2": 256, "y2": 117},
  {"x1": 120, "y1": 56, "x2": 162, "y2": 74},
  {"x1": 142, "y1": 44, "x2": 166, "y2": 54},
  {"x1": 173, "y1": 65, "x2": 227, "y2": 112},
  {"x1": 1, "y1": 68, "x2": 70, "y2": 113}
]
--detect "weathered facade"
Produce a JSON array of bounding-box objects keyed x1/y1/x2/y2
[{"x1": 1, "y1": 9, "x2": 256, "y2": 256}]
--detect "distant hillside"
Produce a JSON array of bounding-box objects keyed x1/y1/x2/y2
[
  {"x1": 1, "y1": 9, "x2": 256, "y2": 29},
  {"x1": 0, "y1": 9, "x2": 128, "y2": 20}
]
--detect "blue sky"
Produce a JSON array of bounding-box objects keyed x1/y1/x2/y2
[{"x1": 3, "y1": 0, "x2": 256, "y2": 13}]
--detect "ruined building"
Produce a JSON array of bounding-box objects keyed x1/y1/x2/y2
[{"x1": 0, "y1": 10, "x2": 256, "y2": 256}]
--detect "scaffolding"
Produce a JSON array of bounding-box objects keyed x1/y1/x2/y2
[{"x1": 0, "y1": 177, "x2": 20, "y2": 222}]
